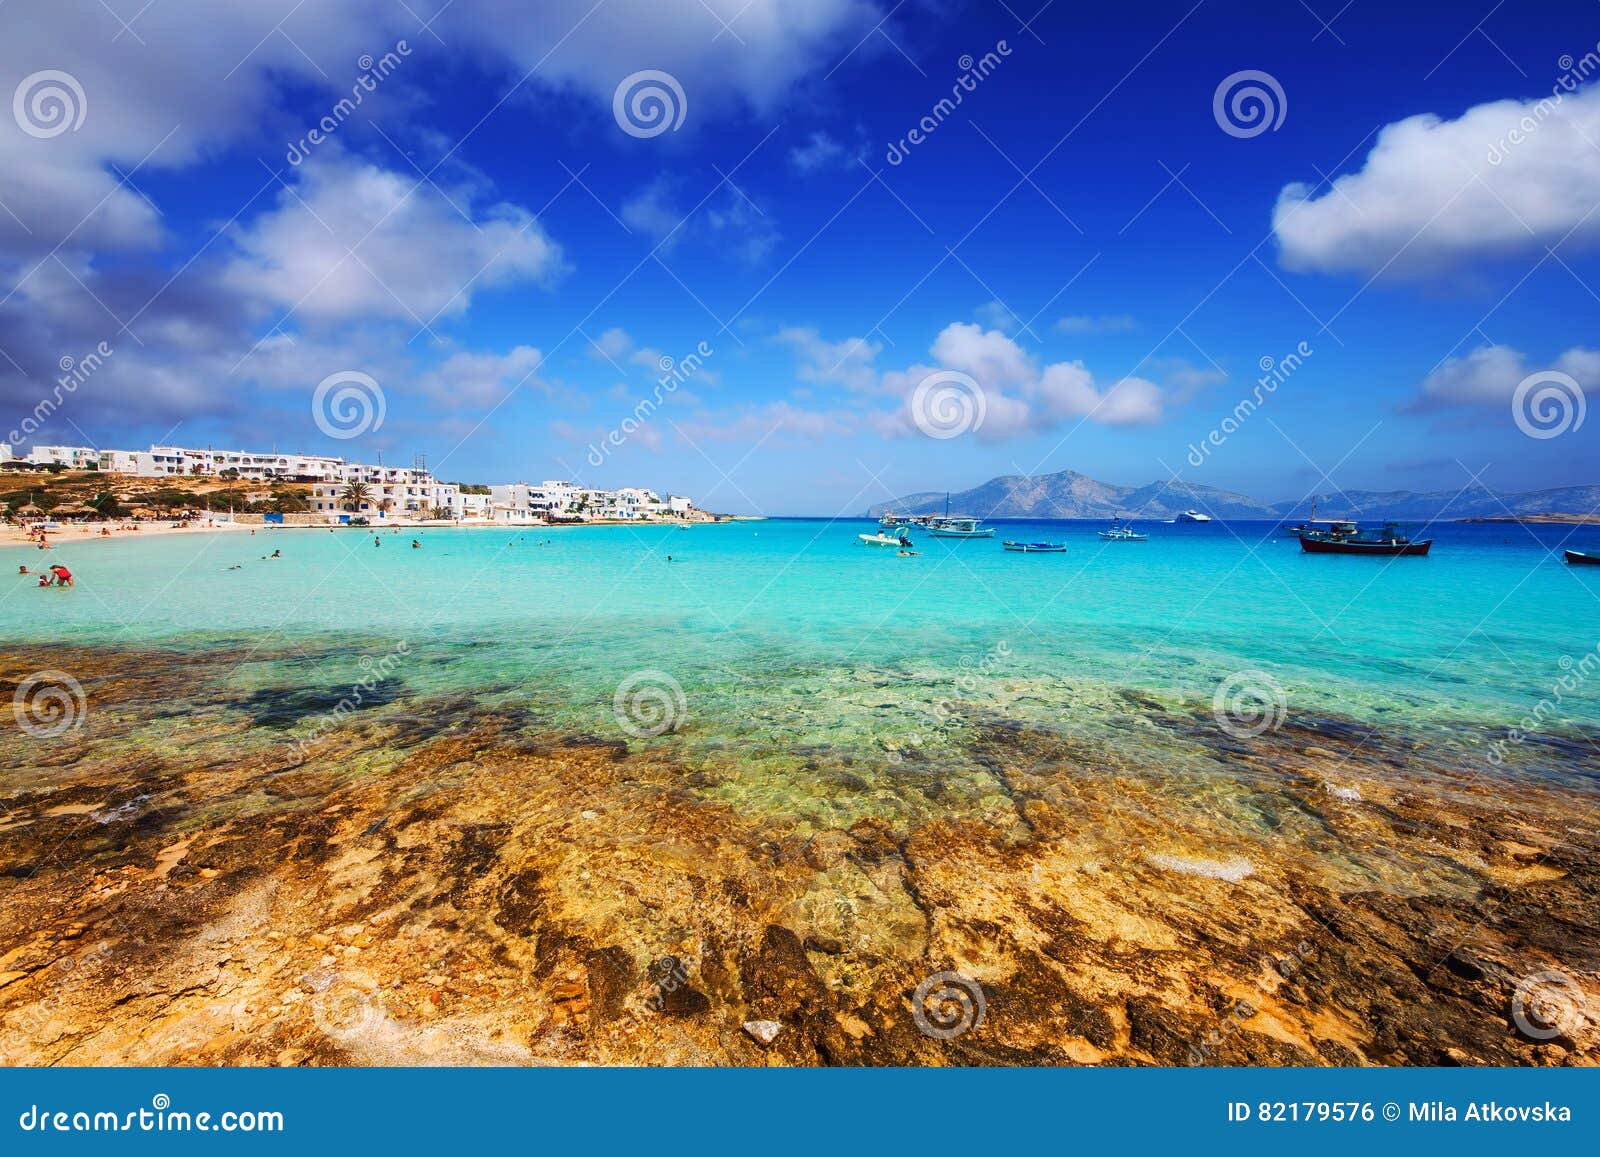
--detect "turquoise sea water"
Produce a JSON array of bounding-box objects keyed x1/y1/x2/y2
[{"x1": 5, "y1": 518, "x2": 1599, "y2": 804}]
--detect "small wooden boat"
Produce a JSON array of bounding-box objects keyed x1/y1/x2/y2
[
  {"x1": 1565, "y1": 549, "x2": 1600, "y2": 566},
  {"x1": 1300, "y1": 523, "x2": 1431, "y2": 557},
  {"x1": 1003, "y1": 541, "x2": 1067, "y2": 553}
]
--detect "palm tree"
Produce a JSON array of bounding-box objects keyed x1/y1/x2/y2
[{"x1": 340, "y1": 481, "x2": 371, "y2": 512}]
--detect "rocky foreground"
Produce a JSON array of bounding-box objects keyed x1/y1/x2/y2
[{"x1": 1, "y1": 645, "x2": 1596, "y2": 1066}]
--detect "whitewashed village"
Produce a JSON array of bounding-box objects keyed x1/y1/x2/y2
[{"x1": 0, "y1": 442, "x2": 704, "y2": 526}]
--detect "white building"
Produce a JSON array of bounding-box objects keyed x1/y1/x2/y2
[
  {"x1": 25, "y1": 445, "x2": 100, "y2": 469},
  {"x1": 488, "y1": 481, "x2": 693, "y2": 522},
  {"x1": 309, "y1": 479, "x2": 460, "y2": 521},
  {"x1": 143, "y1": 446, "x2": 347, "y2": 481}
]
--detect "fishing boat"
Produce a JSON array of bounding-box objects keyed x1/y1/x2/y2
[
  {"x1": 859, "y1": 530, "x2": 912, "y2": 548},
  {"x1": 1299, "y1": 522, "x2": 1431, "y2": 557},
  {"x1": 1003, "y1": 540, "x2": 1067, "y2": 553},
  {"x1": 925, "y1": 517, "x2": 996, "y2": 539},
  {"x1": 1565, "y1": 549, "x2": 1600, "y2": 566},
  {"x1": 1098, "y1": 516, "x2": 1148, "y2": 542},
  {"x1": 1298, "y1": 519, "x2": 1358, "y2": 542},
  {"x1": 1173, "y1": 509, "x2": 1212, "y2": 523}
]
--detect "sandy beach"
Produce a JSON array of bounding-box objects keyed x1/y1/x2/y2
[{"x1": 0, "y1": 519, "x2": 254, "y2": 550}]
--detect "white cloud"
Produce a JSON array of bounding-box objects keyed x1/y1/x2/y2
[
  {"x1": 930, "y1": 322, "x2": 1035, "y2": 389},
  {"x1": 419, "y1": 345, "x2": 545, "y2": 408},
  {"x1": 789, "y1": 131, "x2": 846, "y2": 172},
  {"x1": 1408, "y1": 343, "x2": 1599, "y2": 410},
  {"x1": 1055, "y1": 314, "x2": 1135, "y2": 334},
  {"x1": 622, "y1": 177, "x2": 779, "y2": 264},
  {"x1": 676, "y1": 400, "x2": 857, "y2": 443},
  {"x1": 221, "y1": 155, "x2": 562, "y2": 324},
  {"x1": 975, "y1": 300, "x2": 1023, "y2": 333},
  {"x1": 877, "y1": 323, "x2": 1164, "y2": 442},
  {"x1": 1275, "y1": 85, "x2": 1600, "y2": 276},
  {"x1": 459, "y1": 0, "x2": 881, "y2": 119},
  {"x1": 777, "y1": 326, "x2": 881, "y2": 392},
  {"x1": 589, "y1": 327, "x2": 634, "y2": 361}
]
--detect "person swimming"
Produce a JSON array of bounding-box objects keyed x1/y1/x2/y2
[
  {"x1": 270, "y1": 549, "x2": 281, "y2": 558},
  {"x1": 18, "y1": 565, "x2": 29, "y2": 575},
  {"x1": 48, "y1": 564, "x2": 73, "y2": 587},
  {"x1": 411, "y1": 539, "x2": 420, "y2": 548},
  {"x1": 37, "y1": 573, "x2": 52, "y2": 587}
]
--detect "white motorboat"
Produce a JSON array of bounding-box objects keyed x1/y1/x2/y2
[
  {"x1": 859, "y1": 530, "x2": 912, "y2": 547},
  {"x1": 925, "y1": 517, "x2": 995, "y2": 539}
]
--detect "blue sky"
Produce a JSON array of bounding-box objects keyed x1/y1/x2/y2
[{"x1": 1, "y1": 0, "x2": 1597, "y2": 514}]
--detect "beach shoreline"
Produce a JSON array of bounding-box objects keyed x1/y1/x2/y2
[{"x1": 0, "y1": 516, "x2": 750, "y2": 551}]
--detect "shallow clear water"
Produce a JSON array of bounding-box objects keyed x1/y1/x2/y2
[{"x1": 6, "y1": 518, "x2": 1599, "y2": 789}]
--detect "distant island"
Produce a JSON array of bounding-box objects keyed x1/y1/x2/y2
[
  {"x1": 1457, "y1": 513, "x2": 1600, "y2": 525},
  {"x1": 868, "y1": 469, "x2": 1600, "y2": 522}
]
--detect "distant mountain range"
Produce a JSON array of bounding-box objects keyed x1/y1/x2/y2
[{"x1": 867, "y1": 469, "x2": 1600, "y2": 521}]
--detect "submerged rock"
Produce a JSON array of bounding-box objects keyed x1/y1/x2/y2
[{"x1": 743, "y1": 1019, "x2": 783, "y2": 1046}]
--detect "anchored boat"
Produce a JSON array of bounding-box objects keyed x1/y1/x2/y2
[
  {"x1": 859, "y1": 530, "x2": 912, "y2": 548},
  {"x1": 1299, "y1": 522, "x2": 1431, "y2": 557},
  {"x1": 1003, "y1": 540, "x2": 1067, "y2": 553},
  {"x1": 1098, "y1": 516, "x2": 1148, "y2": 542},
  {"x1": 1566, "y1": 549, "x2": 1600, "y2": 566},
  {"x1": 926, "y1": 517, "x2": 996, "y2": 539}
]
